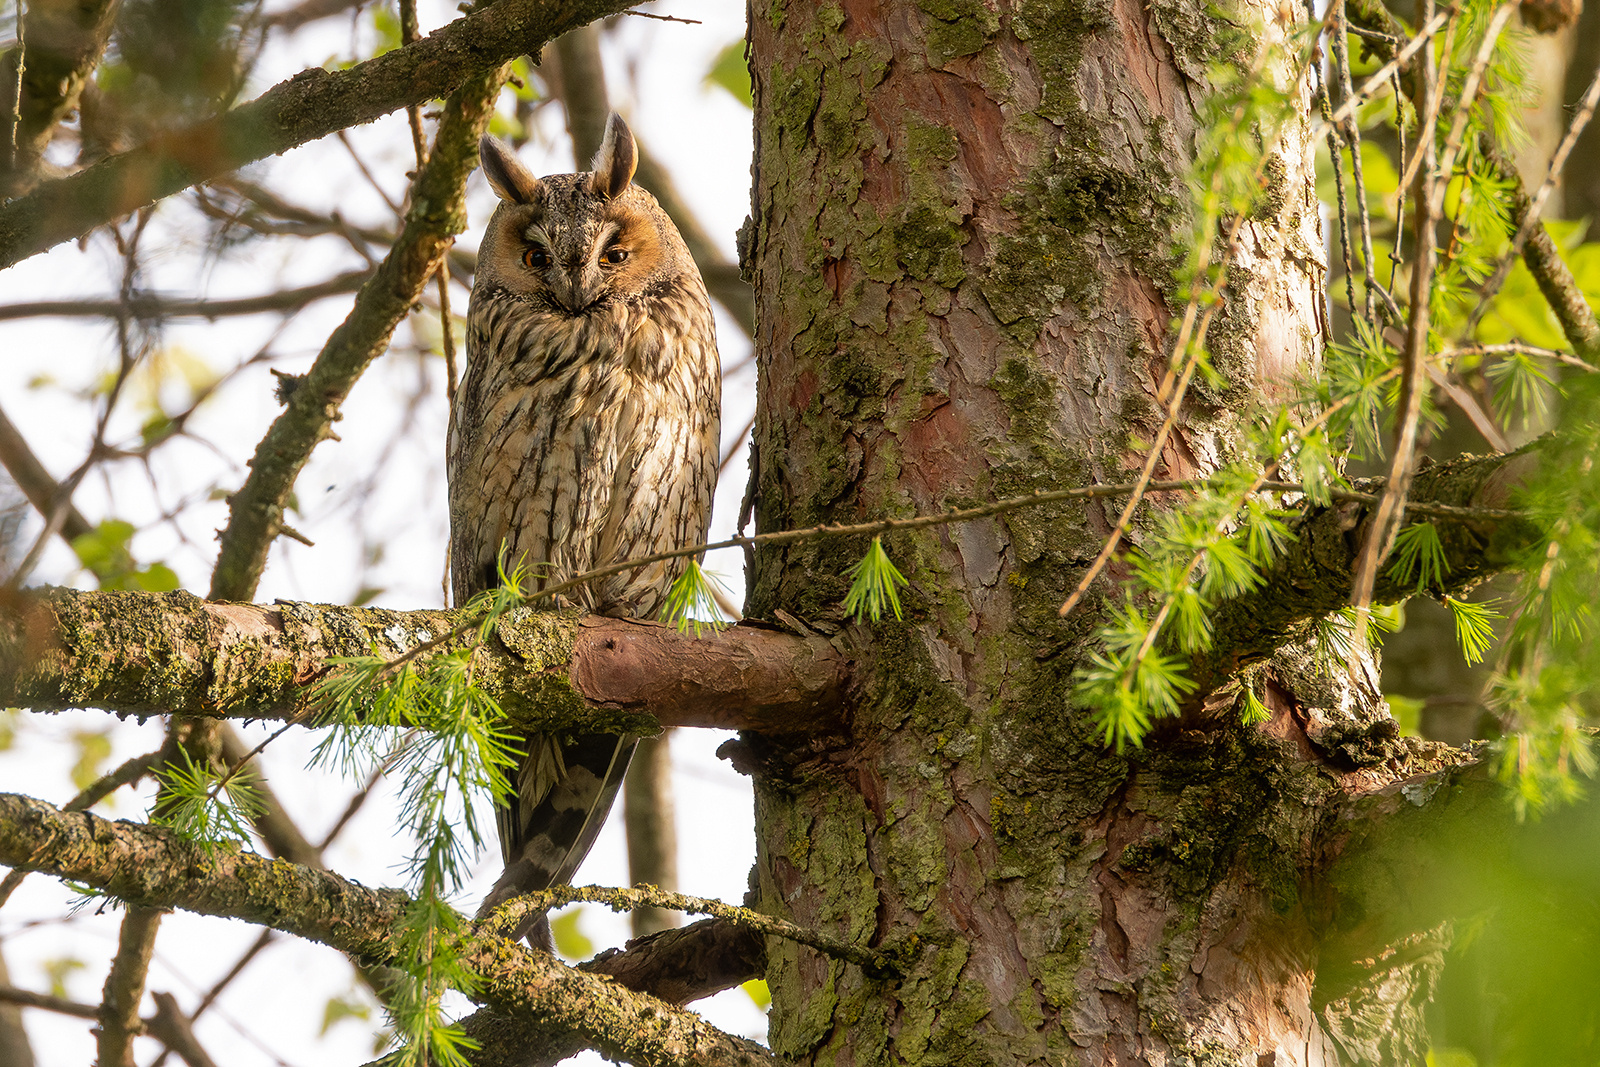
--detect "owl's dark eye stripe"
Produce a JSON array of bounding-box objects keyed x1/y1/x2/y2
[{"x1": 523, "y1": 246, "x2": 551, "y2": 270}]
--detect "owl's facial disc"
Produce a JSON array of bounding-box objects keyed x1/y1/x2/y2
[{"x1": 513, "y1": 213, "x2": 653, "y2": 313}]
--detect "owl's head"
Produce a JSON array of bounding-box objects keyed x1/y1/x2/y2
[{"x1": 474, "y1": 114, "x2": 695, "y2": 314}]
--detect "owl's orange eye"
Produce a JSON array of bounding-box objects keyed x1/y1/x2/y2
[
  {"x1": 523, "y1": 247, "x2": 550, "y2": 270},
  {"x1": 603, "y1": 247, "x2": 629, "y2": 265}
]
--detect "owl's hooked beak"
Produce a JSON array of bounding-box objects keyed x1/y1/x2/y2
[{"x1": 550, "y1": 258, "x2": 608, "y2": 314}]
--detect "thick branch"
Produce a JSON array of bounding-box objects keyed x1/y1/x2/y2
[
  {"x1": 97, "y1": 906, "x2": 163, "y2": 1067},
  {"x1": 1196, "y1": 450, "x2": 1542, "y2": 693},
  {"x1": 0, "y1": 793, "x2": 774, "y2": 1067},
  {"x1": 0, "y1": 0, "x2": 122, "y2": 197},
  {"x1": 2, "y1": 591, "x2": 849, "y2": 735},
  {"x1": 457, "y1": 918, "x2": 766, "y2": 1067},
  {"x1": 0, "y1": 0, "x2": 636, "y2": 271},
  {"x1": 1478, "y1": 133, "x2": 1600, "y2": 362}
]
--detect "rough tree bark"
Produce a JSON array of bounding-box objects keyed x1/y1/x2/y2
[
  {"x1": 738, "y1": 0, "x2": 1467, "y2": 1063},
  {"x1": 0, "y1": 0, "x2": 1578, "y2": 1062}
]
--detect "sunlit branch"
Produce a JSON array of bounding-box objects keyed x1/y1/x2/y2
[
  {"x1": 0, "y1": 0, "x2": 639, "y2": 271},
  {"x1": 0, "y1": 269, "x2": 370, "y2": 322},
  {"x1": 0, "y1": 792, "x2": 777, "y2": 1067}
]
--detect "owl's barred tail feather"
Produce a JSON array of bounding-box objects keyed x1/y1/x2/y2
[{"x1": 475, "y1": 732, "x2": 638, "y2": 951}]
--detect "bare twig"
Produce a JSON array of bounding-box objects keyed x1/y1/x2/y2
[
  {"x1": 1350, "y1": 0, "x2": 1446, "y2": 619},
  {"x1": 1464, "y1": 61, "x2": 1600, "y2": 356},
  {"x1": 483, "y1": 883, "x2": 898, "y2": 975},
  {"x1": 0, "y1": 270, "x2": 370, "y2": 322},
  {"x1": 1308, "y1": 8, "x2": 1453, "y2": 143},
  {"x1": 145, "y1": 992, "x2": 221, "y2": 1067},
  {"x1": 208, "y1": 62, "x2": 512, "y2": 602},
  {"x1": 97, "y1": 905, "x2": 164, "y2": 1067},
  {"x1": 0, "y1": 985, "x2": 102, "y2": 1020}
]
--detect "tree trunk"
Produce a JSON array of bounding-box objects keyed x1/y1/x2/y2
[{"x1": 742, "y1": 1, "x2": 1436, "y2": 1062}]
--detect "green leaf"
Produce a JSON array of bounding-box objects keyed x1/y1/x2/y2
[
  {"x1": 743, "y1": 978, "x2": 772, "y2": 1009},
  {"x1": 70, "y1": 519, "x2": 181, "y2": 592},
  {"x1": 1385, "y1": 694, "x2": 1425, "y2": 737},
  {"x1": 1241, "y1": 686, "x2": 1270, "y2": 725},
  {"x1": 69, "y1": 730, "x2": 113, "y2": 791},
  {"x1": 550, "y1": 908, "x2": 594, "y2": 960},
  {"x1": 133, "y1": 562, "x2": 180, "y2": 593},
  {"x1": 705, "y1": 40, "x2": 751, "y2": 107},
  {"x1": 844, "y1": 536, "x2": 909, "y2": 622},
  {"x1": 321, "y1": 993, "x2": 374, "y2": 1035},
  {"x1": 42, "y1": 956, "x2": 85, "y2": 1001}
]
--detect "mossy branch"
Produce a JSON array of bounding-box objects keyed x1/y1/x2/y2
[
  {"x1": 0, "y1": 791, "x2": 775, "y2": 1067},
  {"x1": 432, "y1": 918, "x2": 766, "y2": 1067},
  {"x1": 0, "y1": 592, "x2": 850, "y2": 734},
  {"x1": 0, "y1": 0, "x2": 638, "y2": 271}
]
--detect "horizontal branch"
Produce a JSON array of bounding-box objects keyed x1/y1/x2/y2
[
  {"x1": 0, "y1": 792, "x2": 774, "y2": 1067},
  {"x1": 1, "y1": 591, "x2": 850, "y2": 735},
  {"x1": 490, "y1": 883, "x2": 895, "y2": 974},
  {"x1": 0, "y1": 270, "x2": 370, "y2": 322},
  {"x1": 455, "y1": 918, "x2": 766, "y2": 1067},
  {"x1": 0, "y1": 0, "x2": 636, "y2": 271}
]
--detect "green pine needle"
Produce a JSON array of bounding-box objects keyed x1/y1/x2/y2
[
  {"x1": 844, "y1": 537, "x2": 909, "y2": 622},
  {"x1": 150, "y1": 749, "x2": 266, "y2": 852},
  {"x1": 1446, "y1": 596, "x2": 1503, "y2": 666},
  {"x1": 658, "y1": 559, "x2": 729, "y2": 636},
  {"x1": 1388, "y1": 522, "x2": 1449, "y2": 593},
  {"x1": 1241, "y1": 685, "x2": 1271, "y2": 725}
]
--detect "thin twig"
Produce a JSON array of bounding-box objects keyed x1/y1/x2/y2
[
  {"x1": 1320, "y1": 13, "x2": 1362, "y2": 325},
  {"x1": 1330, "y1": 0, "x2": 1387, "y2": 326},
  {"x1": 1308, "y1": 8, "x2": 1454, "y2": 143},
  {"x1": 1351, "y1": 0, "x2": 1446, "y2": 619},
  {"x1": 621, "y1": 9, "x2": 701, "y2": 22},
  {"x1": 481, "y1": 884, "x2": 898, "y2": 974},
  {"x1": 358, "y1": 471, "x2": 1520, "y2": 677},
  {"x1": 1432, "y1": 3, "x2": 1515, "y2": 215},
  {"x1": 0, "y1": 985, "x2": 102, "y2": 1021},
  {"x1": 0, "y1": 270, "x2": 370, "y2": 322},
  {"x1": 5, "y1": 0, "x2": 23, "y2": 170},
  {"x1": 146, "y1": 933, "x2": 276, "y2": 1067}
]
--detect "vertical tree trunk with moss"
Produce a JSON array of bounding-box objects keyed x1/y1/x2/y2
[{"x1": 740, "y1": 1, "x2": 1435, "y2": 1063}]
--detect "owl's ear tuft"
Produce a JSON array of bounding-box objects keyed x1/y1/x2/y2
[
  {"x1": 480, "y1": 136, "x2": 544, "y2": 204},
  {"x1": 587, "y1": 113, "x2": 638, "y2": 200}
]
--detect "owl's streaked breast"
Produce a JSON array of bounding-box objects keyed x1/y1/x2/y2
[{"x1": 447, "y1": 282, "x2": 720, "y2": 617}]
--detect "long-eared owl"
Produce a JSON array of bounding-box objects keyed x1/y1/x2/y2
[{"x1": 449, "y1": 114, "x2": 720, "y2": 947}]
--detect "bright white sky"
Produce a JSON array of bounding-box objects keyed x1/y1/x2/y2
[{"x1": 0, "y1": 2, "x2": 766, "y2": 1063}]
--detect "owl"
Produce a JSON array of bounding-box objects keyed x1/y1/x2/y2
[{"x1": 449, "y1": 114, "x2": 721, "y2": 949}]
